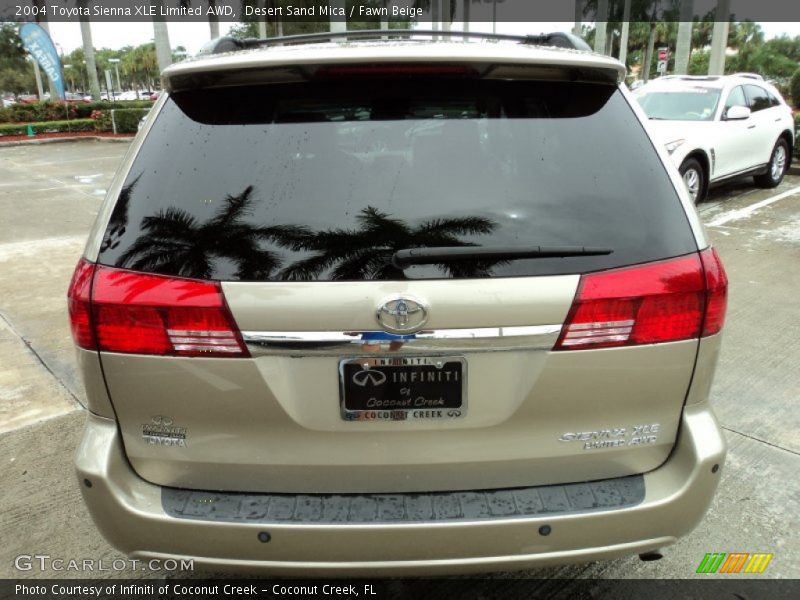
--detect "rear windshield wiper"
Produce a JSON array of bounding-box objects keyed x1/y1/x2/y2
[{"x1": 392, "y1": 246, "x2": 613, "y2": 268}]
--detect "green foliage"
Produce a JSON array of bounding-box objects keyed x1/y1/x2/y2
[
  {"x1": 726, "y1": 35, "x2": 800, "y2": 81},
  {"x1": 0, "y1": 23, "x2": 27, "y2": 70},
  {"x1": 92, "y1": 109, "x2": 112, "y2": 132},
  {"x1": 0, "y1": 67, "x2": 35, "y2": 97},
  {"x1": 0, "y1": 102, "x2": 78, "y2": 124},
  {"x1": 688, "y1": 50, "x2": 710, "y2": 76},
  {"x1": 0, "y1": 23, "x2": 36, "y2": 95},
  {"x1": 74, "y1": 100, "x2": 153, "y2": 118},
  {"x1": 795, "y1": 114, "x2": 800, "y2": 159},
  {"x1": 790, "y1": 70, "x2": 800, "y2": 109},
  {"x1": 0, "y1": 119, "x2": 95, "y2": 136},
  {"x1": 63, "y1": 43, "x2": 159, "y2": 94},
  {"x1": 584, "y1": 17, "x2": 800, "y2": 83},
  {"x1": 107, "y1": 108, "x2": 150, "y2": 133},
  {"x1": 0, "y1": 100, "x2": 153, "y2": 124}
]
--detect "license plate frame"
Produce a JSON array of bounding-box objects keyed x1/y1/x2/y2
[{"x1": 339, "y1": 356, "x2": 467, "y2": 422}]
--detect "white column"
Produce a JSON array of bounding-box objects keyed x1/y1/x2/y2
[
  {"x1": 619, "y1": 0, "x2": 631, "y2": 66},
  {"x1": 594, "y1": 0, "x2": 608, "y2": 54},
  {"x1": 708, "y1": 0, "x2": 730, "y2": 76},
  {"x1": 674, "y1": 0, "x2": 694, "y2": 75},
  {"x1": 330, "y1": 0, "x2": 347, "y2": 33}
]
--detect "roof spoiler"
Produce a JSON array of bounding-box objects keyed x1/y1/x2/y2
[{"x1": 197, "y1": 29, "x2": 592, "y2": 56}]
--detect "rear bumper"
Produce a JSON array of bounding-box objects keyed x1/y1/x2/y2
[{"x1": 75, "y1": 403, "x2": 725, "y2": 575}]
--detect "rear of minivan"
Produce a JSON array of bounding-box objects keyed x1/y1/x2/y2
[{"x1": 70, "y1": 42, "x2": 727, "y2": 574}]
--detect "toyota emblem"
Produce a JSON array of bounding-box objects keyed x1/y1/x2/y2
[{"x1": 376, "y1": 296, "x2": 428, "y2": 334}]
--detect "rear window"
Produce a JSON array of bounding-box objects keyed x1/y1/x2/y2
[{"x1": 99, "y1": 78, "x2": 697, "y2": 281}]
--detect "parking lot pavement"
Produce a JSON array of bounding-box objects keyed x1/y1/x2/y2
[{"x1": 0, "y1": 141, "x2": 798, "y2": 580}]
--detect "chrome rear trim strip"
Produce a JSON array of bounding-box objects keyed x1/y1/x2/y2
[{"x1": 242, "y1": 325, "x2": 562, "y2": 356}]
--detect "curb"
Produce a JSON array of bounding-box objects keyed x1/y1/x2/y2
[{"x1": 0, "y1": 135, "x2": 134, "y2": 148}]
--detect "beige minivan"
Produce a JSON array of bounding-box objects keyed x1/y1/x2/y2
[{"x1": 68, "y1": 31, "x2": 728, "y2": 575}]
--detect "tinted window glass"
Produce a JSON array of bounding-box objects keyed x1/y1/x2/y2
[
  {"x1": 745, "y1": 85, "x2": 771, "y2": 112},
  {"x1": 767, "y1": 90, "x2": 781, "y2": 107},
  {"x1": 724, "y1": 86, "x2": 747, "y2": 115},
  {"x1": 100, "y1": 80, "x2": 696, "y2": 281},
  {"x1": 635, "y1": 87, "x2": 720, "y2": 121}
]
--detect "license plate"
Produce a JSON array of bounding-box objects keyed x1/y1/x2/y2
[{"x1": 339, "y1": 356, "x2": 466, "y2": 421}]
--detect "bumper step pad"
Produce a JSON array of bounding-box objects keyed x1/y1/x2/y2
[{"x1": 162, "y1": 475, "x2": 644, "y2": 524}]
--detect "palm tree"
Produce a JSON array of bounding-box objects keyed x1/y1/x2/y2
[
  {"x1": 594, "y1": 0, "x2": 608, "y2": 54},
  {"x1": 674, "y1": 0, "x2": 694, "y2": 75},
  {"x1": 117, "y1": 186, "x2": 309, "y2": 280},
  {"x1": 180, "y1": 0, "x2": 221, "y2": 39},
  {"x1": 619, "y1": 0, "x2": 632, "y2": 67},
  {"x1": 101, "y1": 176, "x2": 139, "y2": 253},
  {"x1": 121, "y1": 44, "x2": 158, "y2": 93},
  {"x1": 150, "y1": 0, "x2": 172, "y2": 73},
  {"x1": 76, "y1": 0, "x2": 101, "y2": 100},
  {"x1": 708, "y1": 0, "x2": 731, "y2": 75},
  {"x1": 208, "y1": 0, "x2": 221, "y2": 38},
  {"x1": 281, "y1": 206, "x2": 499, "y2": 281}
]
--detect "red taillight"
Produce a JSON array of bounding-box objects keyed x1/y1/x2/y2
[
  {"x1": 67, "y1": 259, "x2": 97, "y2": 349},
  {"x1": 554, "y1": 249, "x2": 727, "y2": 351},
  {"x1": 67, "y1": 262, "x2": 248, "y2": 358},
  {"x1": 700, "y1": 247, "x2": 728, "y2": 336}
]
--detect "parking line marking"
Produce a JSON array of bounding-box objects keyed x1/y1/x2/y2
[{"x1": 707, "y1": 185, "x2": 800, "y2": 227}]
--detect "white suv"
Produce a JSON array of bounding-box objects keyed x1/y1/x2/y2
[{"x1": 634, "y1": 74, "x2": 794, "y2": 202}]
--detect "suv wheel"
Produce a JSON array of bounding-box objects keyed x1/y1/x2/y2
[
  {"x1": 679, "y1": 158, "x2": 705, "y2": 204},
  {"x1": 754, "y1": 139, "x2": 788, "y2": 188}
]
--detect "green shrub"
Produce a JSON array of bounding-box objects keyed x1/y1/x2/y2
[
  {"x1": 0, "y1": 99, "x2": 153, "y2": 124},
  {"x1": 795, "y1": 113, "x2": 800, "y2": 159},
  {"x1": 73, "y1": 100, "x2": 153, "y2": 119},
  {"x1": 105, "y1": 108, "x2": 150, "y2": 133},
  {"x1": 0, "y1": 119, "x2": 96, "y2": 136},
  {"x1": 0, "y1": 101, "x2": 78, "y2": 123},
  {"x1": 791, "y1": 69, "x2": 800, "y2": 109}
]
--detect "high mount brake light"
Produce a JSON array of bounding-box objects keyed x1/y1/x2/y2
[
  {"x1": 554, "y1": 248, "x2": 727, "y2": 351},
  {"x1": 314, "y1": 64, "x2": 479, "y2": 78},
  {"x1": 66, "y1": 260, "x2": 249, "y2": 358}
]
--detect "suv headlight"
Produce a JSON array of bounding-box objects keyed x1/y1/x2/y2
[{"x1": 665, "y1": 139, "x2": 686, "y2": 155}]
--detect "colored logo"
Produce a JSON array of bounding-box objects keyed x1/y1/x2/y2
[{"x1": 696, "y1": 552, "x2": 773, "y2": 574}]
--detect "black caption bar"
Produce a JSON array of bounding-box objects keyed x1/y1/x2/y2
[
  {"x1": 3, "y1": 579, "x2": 800, "y2": 600},
  {"x1": 2, "y1": 0, "x2": 800, "y2": 23}
]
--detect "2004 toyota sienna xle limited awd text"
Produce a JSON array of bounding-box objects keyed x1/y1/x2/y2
[{"x1": 67, "y1": 31, "x2": 728, "y2": 575}]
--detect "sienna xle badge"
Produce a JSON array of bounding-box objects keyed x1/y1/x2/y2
[{"x1": 70, "y1": 30, "x2": 728, "y2": 575}]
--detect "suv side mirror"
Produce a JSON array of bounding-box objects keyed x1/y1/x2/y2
[{"x1": 725, "y1": 105, "x2": 751, "y2": 121}]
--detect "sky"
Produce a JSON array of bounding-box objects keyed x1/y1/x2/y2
[{"x1": 44, "y1": 20, "x2": 800, "y2": 56}]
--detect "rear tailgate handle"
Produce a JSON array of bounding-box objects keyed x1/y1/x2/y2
[{"x1": 242, "y1": 325, "x2": 563, "y2": 356}]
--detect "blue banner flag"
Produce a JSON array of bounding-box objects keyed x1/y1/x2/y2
[{"x1": 19, "y1": 23, "x2": 65, "y2": 100}]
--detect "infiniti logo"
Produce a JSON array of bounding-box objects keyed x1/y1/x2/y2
[
  {"x1": 352, "y1": 368, "x2": 387, "y2": 387},
  {"x1": 376, "y1": 296, "x2": 428, "y2": 333}
]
